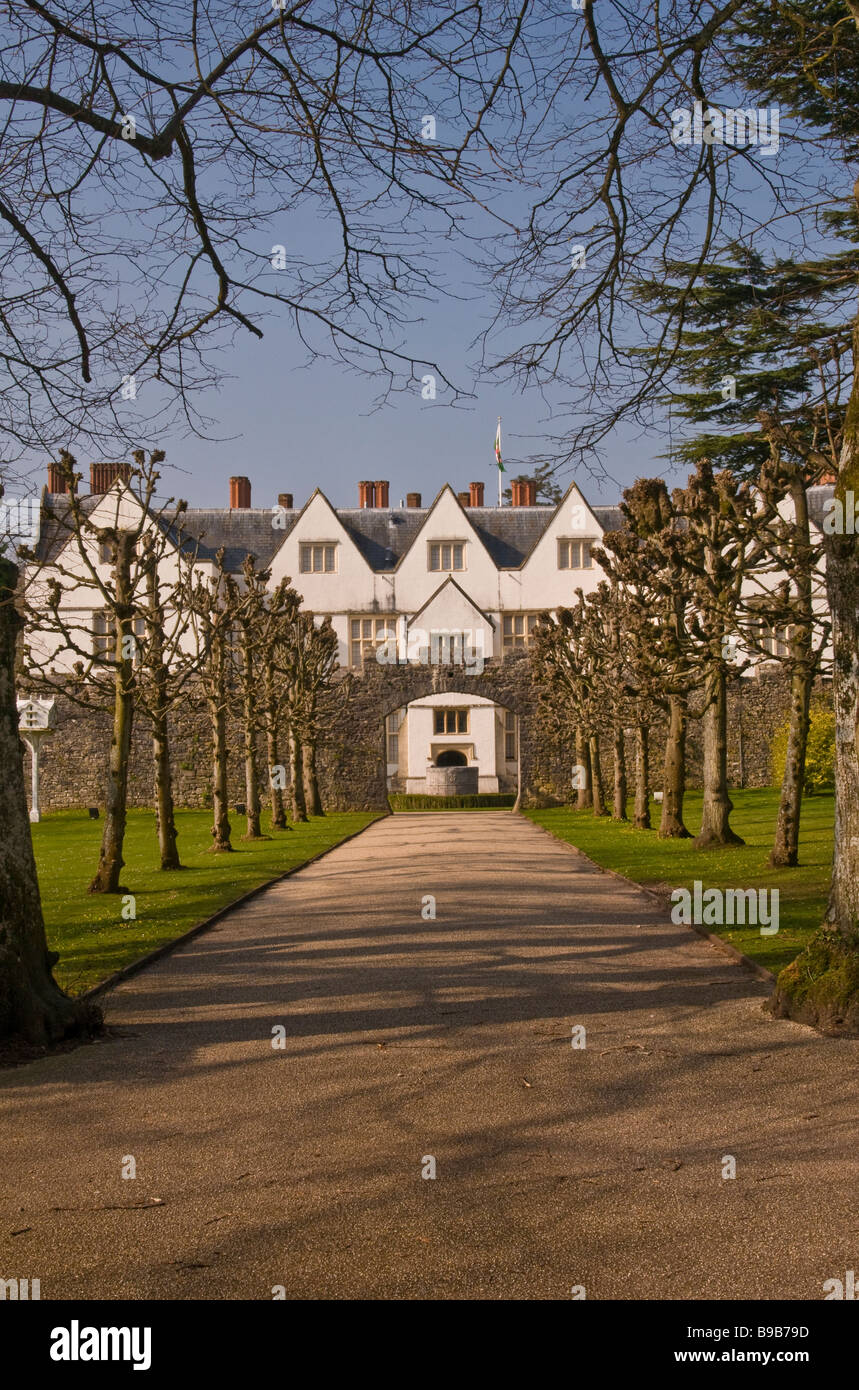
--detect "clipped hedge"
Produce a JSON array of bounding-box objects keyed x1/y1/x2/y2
[{"x1": 388, "y1": 792, "x2": 516, "y2": 811}]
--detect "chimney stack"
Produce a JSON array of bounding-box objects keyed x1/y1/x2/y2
[
  {"x1": 90, "y1": 461, "x2": 132, "y2": 494},
  {"x1": 457, "y1": 490, "x2": 471, "y2": 507},
  {"x1": 229, "y1": 476, "x2": 252, "y2": 509},
  {"x1": 48, "y1": 462, "x2": 68, "y2": 495},
  {"x1": 277, "y1": 492, "x2": 293, "y2": 510},
  {"x1": 469, "y1": 481, "x2": 484, "y2": 507},
  {"x1": 358, "y1": 480, "x2": 374, "y2": 508},
  {"x1": 406, "y1": 492, "x2": 422, "y2": 509},
  {"x1": 374, "y1": 480, "x2": 390, "y2": 508},
  {"x1": 511, "y1": 477, "x2": 537, "y2": 506}
]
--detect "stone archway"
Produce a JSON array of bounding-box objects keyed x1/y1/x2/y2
[{"x1": 315, "y1": 654, "x2": 550, "y2": 811}]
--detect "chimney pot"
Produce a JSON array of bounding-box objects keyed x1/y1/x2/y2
[
  {"x1": 469, "y1": 481, "x2": 484, "y2": 508},
  {"x1": 406, "y1": 492, "x2": 422, "y2": 509},
  {"x1": 523, "y1": 479, "x2": 537, "y2": 506},
  {"x1": 374, "y1": 479, "x2": 390, "y2": 508},
  {"x1": 229, "y1": 475, "x2": 252, "y2": 509},
  {"x1": 358, "y1": 480, "x2": 374, "y2": 508},
  {"x1": 277, "y1": 492, "x2": 293, "y2": 510},
  {"x1": 90, "y1": 461, "x2": 131, "y2": 494},
  {"x1": 48, "y1": 462, "x2": 68, "y2": 495}
]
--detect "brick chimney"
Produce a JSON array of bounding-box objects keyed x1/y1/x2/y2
[
  {"x1": 457, "y1": 490, "x2": 471, "y2": 507},
  {"x1": 278, "y1": 492, "x2": 293, "y2": 510},
  {"x1": 358, "y1": 480, "x2": 374, "y2": 508},
  {"x1": 406, "y1": 492, "x2": 422, "y2": 508},
  {"x1": 47, "y1": 462, "x2": 68, "y2": 494},
  {"x1": 469, "y1": 481, "x2": 484, "y2": 507},
  {"x1": 229, "y1": 476, "x2": 252, "y2": 509},
  {"x1": 511, "y1": 477, "x2": 537, "y2": 506},
  {"x1": 90, "y1": 461, "x2": 132, "y2": 494},
  {"x1": 374, "y1": 480, "x2": 390, "y2": 508}
]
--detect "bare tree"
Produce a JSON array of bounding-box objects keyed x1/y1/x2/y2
[{"x1": 22, "y1": 450, "x2": 189, "y2": 890}]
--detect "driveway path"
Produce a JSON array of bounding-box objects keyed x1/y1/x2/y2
[{"x1": 1, "y1": 812, "x2": 857, "y2": 1300}]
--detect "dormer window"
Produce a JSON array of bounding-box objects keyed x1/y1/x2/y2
[
  {"x1": 558, "y1": 538, "x2": 593, "y2": 570},
  {"x1": 299, "y1": 543, "x2": 337, "y2": 573},
  {"x1": 428, "y1": 541, "x2": 464, "y2": 572}
]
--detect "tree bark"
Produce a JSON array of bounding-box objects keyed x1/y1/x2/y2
[
  {"x1": 824, "y1": 407, "x2": 859, "y2": 934},
  {"x1": 289, "y1": 726, "x2": 308, "y2": 822},
  {"x1": 239, "y1": 623, "x2": 266, "y2": 840},
  {"x1": 208, "y1": 634, "x2": 233, "y2": 852},
  {"x1": 575, "y1": 726, "x2": 593, "y2": 808},
  {"x1": 88, "y1": 532, "x2": 136, "y2": 893},
  {"x1": 634, "y1": 723, "x2": 651, "y2": 829},
  {"x1": 146, "y1": 562, "x2": 181, "y2": 870},
  {"x1": 0, "y1": 561, "x2": 102, "y2": 1043},
  {"x1": 589, "y1": 733, "x2": 608, "y2": 816},
  {"x1": 659, "y1": 695, "x2": 691, "y2": 838},
  {"x1": 769, "y1": 480, "x2": 815, "y2": 868},
  {"x1": 152, "y1": 703, "x2": 181, "y2": 869},
  {"x1": 303, "y1": 739, "x2": 324, "y2": 816},
  {"x1": 612, "y1": 725, "x2": 628, "y2": 820},
  {"x1": 264, "y1": 661, "x2": 288, "y2": 829},
  {"x1": 693, "y1": 668, "x2": 744, "y2": 849}
]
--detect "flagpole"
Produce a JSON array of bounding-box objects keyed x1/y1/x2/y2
[{"x1": 497, "y1": 416, "x2": 502, "y2": 506}]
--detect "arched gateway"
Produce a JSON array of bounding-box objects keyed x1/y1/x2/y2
[{"x1": 316, "y1": 652, "x2": 551, "y2": 812}]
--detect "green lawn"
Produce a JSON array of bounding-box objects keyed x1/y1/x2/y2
[
  {"x1": 526, "y1": 789, "x2": 833, "y2": 975},
  {"x1": 33, "y1": 808, "x2": 382, "y2": 996}
]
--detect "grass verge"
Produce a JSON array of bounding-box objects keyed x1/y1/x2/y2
[
  {"x1": 526, "y1": 789, "x2": 833, "y2": 975},
  {"x1": 33, "y1": 808, "x2": 382, "y2": 996}
]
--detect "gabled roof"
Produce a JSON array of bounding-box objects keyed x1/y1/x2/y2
[
  {"x1": 410, "y1": 575, "x2": 497, "y2": 629},
  {"x1": 34, "y1": 484, "x2": 627, "y2": 575}
]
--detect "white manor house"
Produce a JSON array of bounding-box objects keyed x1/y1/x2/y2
[{"x1": 19, "y1": 463, "x2": 833, "y2": 798}]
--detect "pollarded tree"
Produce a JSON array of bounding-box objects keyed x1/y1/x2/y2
[
  {"x1": 21, "y1": 449, "x2": 189, "y2": 891},
  {"x1": 531, "y1": 598, "x2": 610, "y2": 817},
  {"x1": 595, "y1": 482, "x2": 702, "y2": 839},
  {"x1": 632, "y1": 240, "x2": 848, "y2": 864},
  {"x1": 0, "y1": 555, "x2": 101, "y2": 1043},
  {"x1": 183, "y1": 548, "x2": 244, "y2": 853}
]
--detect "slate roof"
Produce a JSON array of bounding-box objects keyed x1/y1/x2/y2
[
  {"x1": 34, "y1": 494, "x2": 102, "y2": 563},
  {"x1": 34, "y1": 492, "x2": 627, "y2": 573}
]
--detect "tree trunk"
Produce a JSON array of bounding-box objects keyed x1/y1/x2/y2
[
  {"x1": 575, "y1": 726, "x2": 593, "y2": 809},
  {"x1": 0, "y1": 560, "x2": 101, "y2": 1043},
  {"x1": 208, "y1": 635, "x2": 233, "y2": 852},
  {"x1": 152, "y1": 703, "x2": 181, "y2": 869},
  {"x1": 634, "y1": 723, "x2": 651, "y2": 829},
  {"x1": 289, "y1": 726, "x2": 308, "y2": 822},
  {"x1": 303, "y1": 739, "x2": 324, "y2": 816},
  {"x1": 240, "y1": 624, "x2": 266, "y2": 840},
  {"x1": 612, "y1": 725, "x2": 627, "y2": 821},
  {"x1": 589, "y1": 733, "x2": 608, "y2": 816},
  {"x1": 146, "y1": 562, "x2": 181, "y2": 870},
  {"x1": 659, "y1": 695, "x2": 690, "y2": 838},
  {"x1": 769, "y1": 480, "x2": 815, "y2": 869},
  {"x1": 265, "y1": 662, "x2": 288, "y2": 830},
  {"x1": 770, "y1": 663, "x2": 813, "y2": 868},
  {"x1": 824, "y1": 484, "x2": 859, "y2": 935},
  {"x1": 88, "y1": 533, "x2": 136, "y2": 893},
  {"x1": 694, "y1": 668, "x2": 744, "y2": 849},
  {"x1": 267, "y1": 726, "x2": 288, "y2": 829}
]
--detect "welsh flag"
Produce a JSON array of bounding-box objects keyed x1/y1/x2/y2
[{"x1": 494, "y1": 420, "x2": 504, "y2": 471}]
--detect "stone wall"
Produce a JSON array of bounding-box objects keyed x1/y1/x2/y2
[{"x1": 20, "y1": 659, "x2": 832, "y2": 815}]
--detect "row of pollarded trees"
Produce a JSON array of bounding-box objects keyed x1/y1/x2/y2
[
  {"x1": 19, "y1": 450, "x2": 338, "y2": 896},
  {"x1": 532, "y1": 456, "x2": 830, "y2": 868}
]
